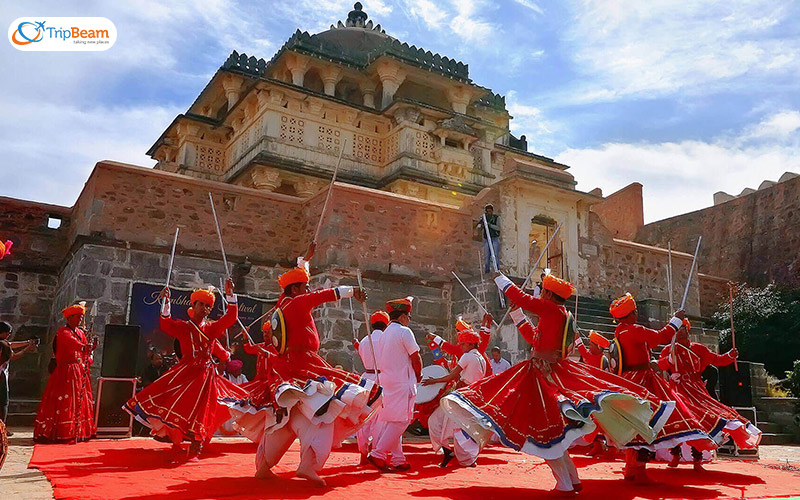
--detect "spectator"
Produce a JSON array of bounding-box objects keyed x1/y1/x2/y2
[
  {"x1": 0, "y1": 321, "x2": 37, "y2": 434},
  {"x1": 476, "y1": 204, "x2": 500, "y2": 272},
  {"x1": 141, "y1": 350, "x2": 168, "y2": 388},
  {"x1": 224, "y1": 359, "x2": 248, "y2": 385},
  {"x1": 490, "y1": 346, "x2": 511, "y2": 375}
]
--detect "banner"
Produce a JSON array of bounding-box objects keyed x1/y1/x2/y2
[{"x1": 127, "y1": 282, "x2": 274, "y2": 378}]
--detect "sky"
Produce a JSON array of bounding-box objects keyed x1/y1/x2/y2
[{"x1": 2, "y1": 1, "x2": 799, "y2": 223}]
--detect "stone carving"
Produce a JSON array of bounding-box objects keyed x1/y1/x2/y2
[{"x1": 249, "y1": 169, "x2": 280, "y2": 191}]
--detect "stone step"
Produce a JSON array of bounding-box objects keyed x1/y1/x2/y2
[
  {"x1": 760, "y1": 433, "x2": 796, "y2": 445},
  {"x1": 758, "y1": 422, "x2": 784, "y2": 434},
  {"x1": 7, "y1": 411, "x2": 37, "y2": 427},
  {"x1": 757, "y1": 411, "x2": 769, "y2": 424}
]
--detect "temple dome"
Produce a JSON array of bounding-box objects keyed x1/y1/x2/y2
[{"x1": 308, "y1": 3, "x2": 394, "y2": 58}]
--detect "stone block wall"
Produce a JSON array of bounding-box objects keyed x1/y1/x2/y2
[
  {"x1": 590, "y1": 182, "x2": 644, "y2": 240},
  {"x1": 636, "y1": 174, "x2": 800, "y2": 288}
]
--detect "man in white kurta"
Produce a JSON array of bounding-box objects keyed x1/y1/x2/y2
[
  {"x1": 367, "y1": 297, "x2": 421, "y2": 472},
  {"x1": 354, "y1": 310, "x2": 389, "y2": 463},
  {"x1": 423, "y1": 328, "x2": 487, "y2": 467}
]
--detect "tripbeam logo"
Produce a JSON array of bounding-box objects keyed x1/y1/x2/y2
[{"x1": 9, "y1": 17, "x2": 116, "y2": 51}]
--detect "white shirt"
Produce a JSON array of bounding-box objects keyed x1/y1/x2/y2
[
  {"x1": 458, "y1": 349, "x2": 487, "y2": 385},
  {"x1": 532, "y1": 284, "x2": 542, "y2": 298},
  {"x1": 225, "y1": 373, "x2": 248, "y2": 385},
  {"x1": 490, "y1": 357, "x2": 512, "y2": 375},
  {"x1": 376, "y1": 322, "x2": 420, "y2": 388},
  {"x1": 358, "y1": 329, "x2": 383, "y2": 371}
]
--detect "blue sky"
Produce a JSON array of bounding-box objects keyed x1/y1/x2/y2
[{"x1": 2, "y1": 0, "x2": 799, "y2": 223}]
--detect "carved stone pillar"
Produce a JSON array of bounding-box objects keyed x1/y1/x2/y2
[
  {"x1": 375, "y1": 61, "x2": 406, "y2": 108},
  {"x1": 284, "y1": 53, "x2": 310, "y2": 87},
  {"x1": 320, "y1": 66, "x2": 343, "y2": 96},
  {"x1": 447, "y1": 86, "x2": 471, "y2": 114},
  {"x1": 250, "y1": 169, "x2": 281, "y2": 191},
  {"x1": 361, "y1": 79, "x2": 378, "y2": 108},
  {"x1": 222, "y1": 74, "x2": 242, "y2": 109},
  {"x1": 294, "y1": 178, "x2": 320, "y2": 198}
]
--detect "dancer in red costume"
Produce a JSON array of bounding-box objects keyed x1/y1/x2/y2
[
  {"x1": 443, "y1": 274, "x2": 674, "y2": 494},
  {"x1": 576, "y1": 331, "x2": 610, "y2": 370},
  {"x1": 124, "y1": 279, "x2": 247, "y2": 460},
  {"x1": 224, "y1": 323, "x2": 278, "y2": 443},
  {"x1": 34, "y1": 303, "x2": 96, "y2": 443},
  {"x1": 657, "y1": 319, "x2": 761, "y2": 466},
  {"x1": 609, "y1": 293, "x2": 715, "y2": 481},
  {"x1": 235, "y1": 262, "x2": 381, "y2": 487}
]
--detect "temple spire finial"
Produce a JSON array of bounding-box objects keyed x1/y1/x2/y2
[{"x1": 346, "y1": 2, "x2": 368, "y2": 28}]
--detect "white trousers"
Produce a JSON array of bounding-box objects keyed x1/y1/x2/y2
[
  {"x1": 356, "y1": 373, "x2": 382, "y2": 455},
  {"x1": 255, "y1": 410, "x2": 334, "y2": 475},
  {"x1": 545, "y1": 453, "x2": 580, "y2": 492},
  {"x1": 371, "y1": 420, "x2": 409, "y2": 466},
  {"x1": 428, "y1": 406, "x2": 480, "y2": 466}
]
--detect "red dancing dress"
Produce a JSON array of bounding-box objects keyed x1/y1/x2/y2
[
  {"x1": 658, "y1": 342, "x2": 761, "y2": 448},
  {"x1": 442, "y1": 277, "x2": 673, "y2": 460},
  {"x1": 225, "y1": 287, "x2": 382, "y2": 445},
  {"x1": 613, "y1": 322, "x2": 714, "y2": 451},
  {"x1": 34, "y1": 326, "x2": 96, "y2": 443},
  {"x1": 124, "y1": 300, "x2": 247, "y2": 443}
]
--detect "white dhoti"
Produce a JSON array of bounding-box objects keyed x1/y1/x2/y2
[
  {"x1": 370, "y1": 382, "x2": 415, "y2": 466},
  {"x1": 428, "y1": 405, "x2": 480, "y2": 466},
  {"x1": 255, "y1": 409, "x2": 334, "y2": 475}
]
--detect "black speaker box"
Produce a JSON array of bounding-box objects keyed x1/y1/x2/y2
[
  {"x1": 101, "y1": 324, "x2": 140, "y2": 378},
  {"x1": 96, "y1": 379, "x2": 136, "y2": 429},
  {"x1": 719, "y1": 360, "x2": 753, "y2": 407}
]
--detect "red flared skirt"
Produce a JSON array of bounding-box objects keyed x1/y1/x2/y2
[
  {"x1": 674, "y1": 374, "x2": 761, "y2": 448},
  {"x1": 443, "y1": 358, "x2": 674, "y2": 460},
  {"x1": 34, "y1": 362, "x2": 96, "y2": 443},
  {"x1": 622, "y1": 368, "x2": 715, "y2": 451},
  {"x1": 124, "y1": 357, "x2": 248, "y2": 443}
]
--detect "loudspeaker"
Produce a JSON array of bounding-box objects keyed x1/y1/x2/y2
[
  {"x1": 95, "y1": 378, "x2": 137, "y2": 437},
  {"x1": 101, "y1": 324, "x2": 140, "y2": 378},
  {"x1": 719, "y1": 361, "x2": 753, "y2": 407}
]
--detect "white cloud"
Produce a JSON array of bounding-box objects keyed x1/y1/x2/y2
[
  {"x1": 448, "y1": 0, "x2": 495, "y2": 43},
  {"x1": 0, "y1": 98, "x2": 180, "y2": 206},
  {"x1": 513, "y1": 0, "x2": 544, "y2": 15},
  {"x1": 404, "y1": 0, "x2": 448, "y2": 27},
  {"x1": 562, "y1": 1, "x2": 800, "y2": 102},
  {"x1": 557, "y1": 110, "x2": 800, "y2": 223}
]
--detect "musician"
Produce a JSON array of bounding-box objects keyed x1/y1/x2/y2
[
  {"x1": 353, "y1": 310, "x2": 389, "y2": 464},
  {"x1": 576, "y1": 330, "x2": 610, "y2": 370},
  {"x1": 367, "y1": 297, "x2": 421, "y2": 473},
  {"x1": 34, "y1": 303, "x2": 97, "y2": 443},
  {"x1": 423, "y1": 327, "x2": 487, "y2": 467}
]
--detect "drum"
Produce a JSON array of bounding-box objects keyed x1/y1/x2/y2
[
  {"x1": 270, "y1": 308, "x2": 288, "y2": 354},
  {"x1": 416, "y1": 365, "x2": 448, "y2": 404}
]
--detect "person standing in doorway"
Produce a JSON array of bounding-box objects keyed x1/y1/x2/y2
[{"x1": 476, "y1": 204, "x2": 500, "y2": 273}]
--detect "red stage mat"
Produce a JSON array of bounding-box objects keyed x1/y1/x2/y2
[{"x1": 28, "y1": 438, "x2": 800, "y2": 500}]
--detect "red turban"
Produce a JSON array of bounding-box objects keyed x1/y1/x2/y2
[
  {"x1": 62, "y1": 303, "x2": 86, "y2": 319},
  {"x1": 370, "y1": 311, "x2": 390, "y2": 325},
  {"x1": 543, "y1": 275, "x2": 576, "y2": 300},
  {"x1": 589, "y1": 330, "x2": 610, "y2": 348},
  {"x1": 455, "y1": 317, "x2": 472, "y2": 332},
  {"x1": 610, "y1": 293, "x2": 636, "y2": 319},
  {"x1": 457, "y1": 329, "x2": 480, "y2": 344},
  {"x1": 190, "y1": 289, "x2": 215, "y2": 307},
  {"x1": 386, "y1": 297, "x2": 413, "y2": 314},
  {"x1": 278, "y1": 267, "x2": 310, "y2": 289}
]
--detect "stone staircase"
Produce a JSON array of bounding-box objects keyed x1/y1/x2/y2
[
  {"x1": 755, "y1": 398, "x2": 799, "y2": 445},
  {"x1": 7, "y1": 398, "x2": 39, "y2": 427},
  {"x1": 563, "y1": 295, "x2": 617, "y2": 337}
]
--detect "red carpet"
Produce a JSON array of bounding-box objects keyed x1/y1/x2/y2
[{"x1": 28, "y1": 438, "x2": 800, "y2": 500}]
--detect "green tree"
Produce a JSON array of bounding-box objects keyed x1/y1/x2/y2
[{"x1": 712, "y1": 283, "x2": 800, "y2": 377}]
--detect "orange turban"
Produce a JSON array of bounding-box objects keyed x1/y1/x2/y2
[
  {"x1": 278, "y1": 267, "x2": 310, "y2": 290},
  {"x1": 386, "y1": 296, "x2": 413, "y2": 314},
  {"x1": 0, "y1": 240, "x2": 11, "y2": 260},
  {"x1": 610, "y1": 293, "x2": 636, "y2": 319},
  {"x1": 458, "y1": 329, "x2": 480, "y2": 344},
  {"x1": 543, "y1": 275, "x2": 576, "y2": 300},
  {"x1": 190, "y1": 289, "x2": 215, "y2": 307},
  {"x1": 370, "y1": 311, "x2": 390, "y2": 325},
  {"x1": 455, "y1": 317, "x2": 472, "y2": 332},
  {"x1": 62, "y1": 303, "x2": 87, "y2": 319},
  {"x1": 682, "y1": 319, "x2": 691, "y2": 331},
  {"x1": 589, "y1": 330, "x2": 610, "y2": 348},
  {"x1": 262, "y1": 320, "x2": 272, "y2": 333}
]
